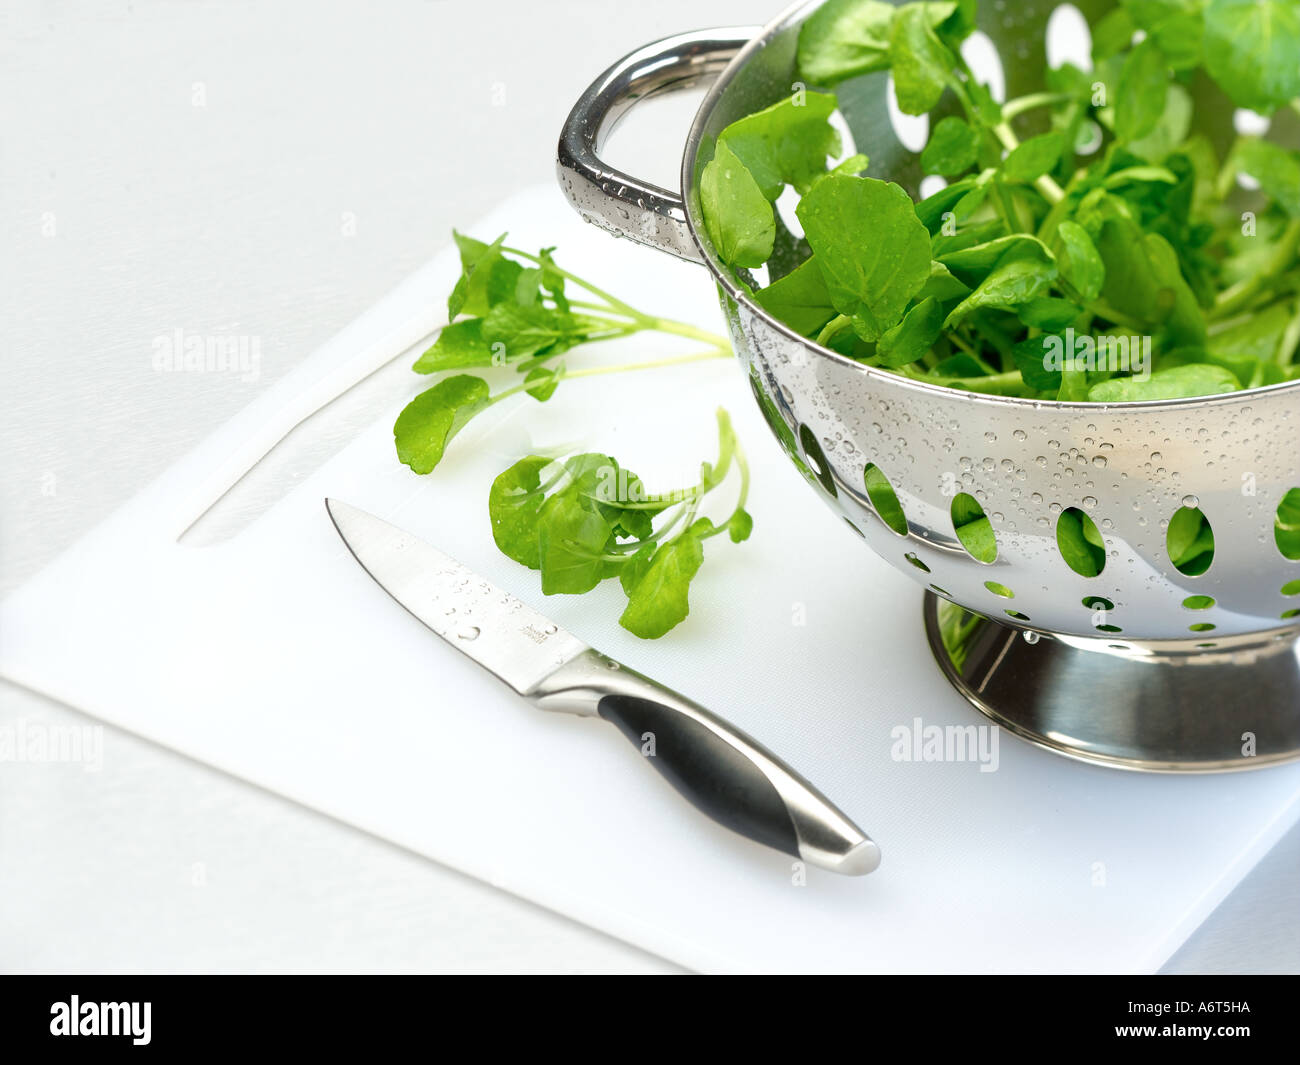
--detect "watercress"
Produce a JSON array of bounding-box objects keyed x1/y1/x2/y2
[
  {"x1": 698, "y1": 0, "x2": 1300, "y2": 404},
  {"x1": 488, "y1": 410, "x2": 752, "y2": 638},
  {"x1": 395, "y1": 237, "x2": 750, "y2": 638}
]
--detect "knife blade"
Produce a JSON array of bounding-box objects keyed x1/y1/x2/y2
[{"x1": 326, "y1": 498, "x2": 880, "y2": 876}]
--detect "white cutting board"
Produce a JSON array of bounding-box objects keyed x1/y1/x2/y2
[{"x1": 4, "y1": 184, "x2": 1299, "y2": 973}]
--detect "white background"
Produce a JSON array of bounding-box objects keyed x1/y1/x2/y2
[{"x1": 2, "y1": 0, "x2": 1296, "y2": 973}]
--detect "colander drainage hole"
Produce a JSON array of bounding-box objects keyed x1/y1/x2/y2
[
  {"x1": 1167, "y1": 505, "x2": 1215, "y2": 576},
  {"x1": 984, "y1": 581, "x2": 1014, "y2": 599},
  {"x1": 798, "y1": 424, "x2": 837, "y2": 497},
  {"x1": 1283, "y1": 608, "x2": 1300, "y2": 620},
  {"x1": 863, "y1": 463, "x2": 908, "y2": 536},
  {"x1": 952, "y1": 493, "x2": 997, "y2": 563},
  {"x1": 844, "y1": 518, "x2": 865, "y2": 537},
  {"x1": 1082, "y1": 596, "x2": 1114, "y2": 611},
  {"x1": 1005, "y1": 610, "x2": 1030, "y2": 621},
  {"x1": 904, "y1": 552, "x2": 930, "y2": 572},
  {"x1": 1182, "y1": 595, "x2": 1215, "y2": 610},
  {"x1": 1282, "y1": 579, "x2": 1300, "y2": 597},
  {"x1": 1056, "y1": 506, "x2": 1106, "y2": 577},
  {"x1": 1276, "y1": 488, "x2": 1300, "y2": 561},
  {"x1": 929, "y1": 584, "x2": 951, "y2": 597},
  {"x1": 1189, "y1": 622, "x2": 1216, "y2": 632}
]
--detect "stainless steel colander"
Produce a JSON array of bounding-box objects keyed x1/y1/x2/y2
[{"x1": 558, "y1": 0, "x2": 1300, "y2": 770}]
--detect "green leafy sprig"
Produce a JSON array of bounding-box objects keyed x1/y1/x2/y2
[
  {"x1": 488, "y1": 410, "x2": 753, "y2": 638},
  {"x1": 394, "y1": 233, "x2": 732, "y2": 474}
]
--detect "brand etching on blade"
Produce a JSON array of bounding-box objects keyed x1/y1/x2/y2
[{"x1": 520, "y1": 624, "x2": 549, "y2": 645}]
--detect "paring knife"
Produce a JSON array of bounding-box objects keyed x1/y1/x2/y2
[{"x1": 325, "y1": 498, "x2": 880, "y2": 875}]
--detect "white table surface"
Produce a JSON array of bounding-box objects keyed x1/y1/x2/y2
[{"x1": 2, "y1": 0, "x2": 1295, "y2": 974}]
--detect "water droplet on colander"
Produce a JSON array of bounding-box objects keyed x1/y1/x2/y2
[
  {"x1": 1023, "y1": 631, "x2": 1040, "y2": 645},
  {"x1": 1031, "y1": 492, "x2": 1043, "y2": 504},
  {"x1": 1049, "y1": 502, "x2": 1062, "y2": 514},
  {"x1": 982, "y1": 458, "x2": 995, "y2": 471},
  {"x1": 1013, "y1": 429, "x2": 1027, "y2": 442},
  {"x1": 1101, "y1": 518, "x2": 1114, "y2": 530},
  {"x1": 1181, "y1": 494, "x2": 1199, "y2": 508},
  {"x1": 1092, "y1": 456, "x2": 1107, "y2": 469},
  {"x1": 984, "y1": 431, "x2": 997, "y2": 442},
  {"x1": 457, "y1": 626, "x2": 480, "y2": 641},
  {"x1": 1151, "y1": 451, "x2": 1162, "y2": 461},
  {"x1": 444, "y1": 606, "x2": 457, "y2": 615},
  {"x1": 543, "y1": 623, "x2": 558, "y2": 634},
  {"x1": 1035, "y1": 456, "x2": 1047, "y2": 467},
  {"x1": 959, "y1": 456, "x2": 972, "y2": 470}
]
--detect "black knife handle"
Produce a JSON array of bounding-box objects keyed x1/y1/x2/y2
[{"x1": 529, "y1": 650, "x2": 879, "y2": 875}]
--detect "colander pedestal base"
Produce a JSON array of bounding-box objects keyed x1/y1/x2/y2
[{"x1": 923, "y1": 595, "x2": 1300, "y2": 772}]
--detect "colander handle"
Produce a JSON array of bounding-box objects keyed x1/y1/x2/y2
[{"x1": 556, "y1": 27, "x2": 759, "y2": 264}]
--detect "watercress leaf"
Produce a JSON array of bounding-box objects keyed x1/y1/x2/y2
[
  {"x1": 1012, "y1": 334, "x2": 1064, "y2": 390},
  {"x1": 1276, "y1": 488, "x2": 1300, "y2": 558},
  {"x1": 933, "y1": 0, "x2": 977, "y2": 47},
  {"x1": 619, "y1": 531, "x2": 706, "y2": 639},
  {"x1": 718, "y1": 92, "x2": 843, "y2": 198},
  {"x1": 944, "y1": 242, "x2": 1058, "y2": 327},
  {"x1": 918, "y1": 260, "x2": 971, "y2": 301},
  {"x1": 957, "y1": 516, "x2": 997, "y2": 560},
  {"x1": 921, "y1": 116, "x2": 980, "y2": 176},
  {"x1": 1056, "y1": 506, "x2": 1106, "y2": 576},
  {"x1": 1018, "y1": 297, "x2": 1082, "y2": 330},
  {"x1": 700, "y1": 141, "x2": 776, "y2": 268},
  {"x1": 618, "y1": 543, "x2": 656, "y2": 598},
  {"x1": 413, "y1": 318, "x2": 494, "y2": 373},
  {"x1": 968, "y1": 79, "x2": 1004, "y2": 126},
  {"x1": 1208, "y1": 300, "x2": 1295, "y2": 367},
  {"x1": 915, "y1": 176, "x2": 978, "y2": 231},
  {"x1": 1057, "y1": 367, "x2": 1092, "y2": 401},
  {"x1": 1087, "y1": 363, "x2": 1241, "y2": 400},
  {"x1": 755, "y1": 256, "x2": 838, "y2": 336},
  {"x1": 938, "y1": 234, "x2": 1053, "y2": 284},
  {"x1": 797, "y1": 174, "x2": 933, "y2": 340},
  {"x1": 797, "y1": 0, "x2": 898, "y2": 84},
  {"x1": 1102, "y1": 165, "x2": 1180, "y2": 188},
  {"x1": 1096, "y1": 221, "x2": 1205, "y2": 346},
  {"x1": 488, "y1": 455, "x2": 554, "y2": 569},
  {"x1": 727, "y1": 508, "x2": 754, "y2": 544},
  {"x1": 538, "y1": 248, "x2": 570, "y2": 312},
  {"x1": 448, "y1": 232, "x2": 523, "y2": 319},
  {"x1": 877, "y1": 296, "x2": 945, "y2": 366},
  {"x1": 766, "y1": 211, "x2": 813, "y2": 282},
  {"x1": 930, "y1": 217, "x2": 1008, "y2": 259},
  {"x1": 482, "y1": 302, "x2": 585, "y2": 360},
  {"x1": 1166, "y1": 502, "x2": 1204, "y2": 562},
  {"x1": 1115, "y1": 38, "x2": 1169, "y2": 143},
  {"x1": 1126, "y1": 83, "x2": 1194, "y2": 163},
  {"x1": 864, "y1": 464, "x2": 908, "y2": 533},
  {"x1": 1092, "y1": 7, "x2": 1138, "y2": 62},
  {"x1": 1233, "y1": 138, "x2": 1300, "y2": 218},
  {"x1": 890, "y1": 3, "x2": 956, "y2": 116},
  {"x1": 394, "y1": 374, "x2": 491, "y2": 474},
  {"x1": 1055, "y1": 220, "x2": 1106, "y2": 301},
  {"x1": 1003, "y1": 131, "x2": 1065, "y2": 183},
  {"x1": 523, "y1": 363, "x2": 560, "y2": 402},
  {"x1": 1121, "y1": 0, "x2": 1205, "y2": 69},
  {"x1": 1204, "y1": 0, "x2": 1300, "y2": 114},
  {"x1": 537, "y1": 483, "x2": 615, "y2": 595}
]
